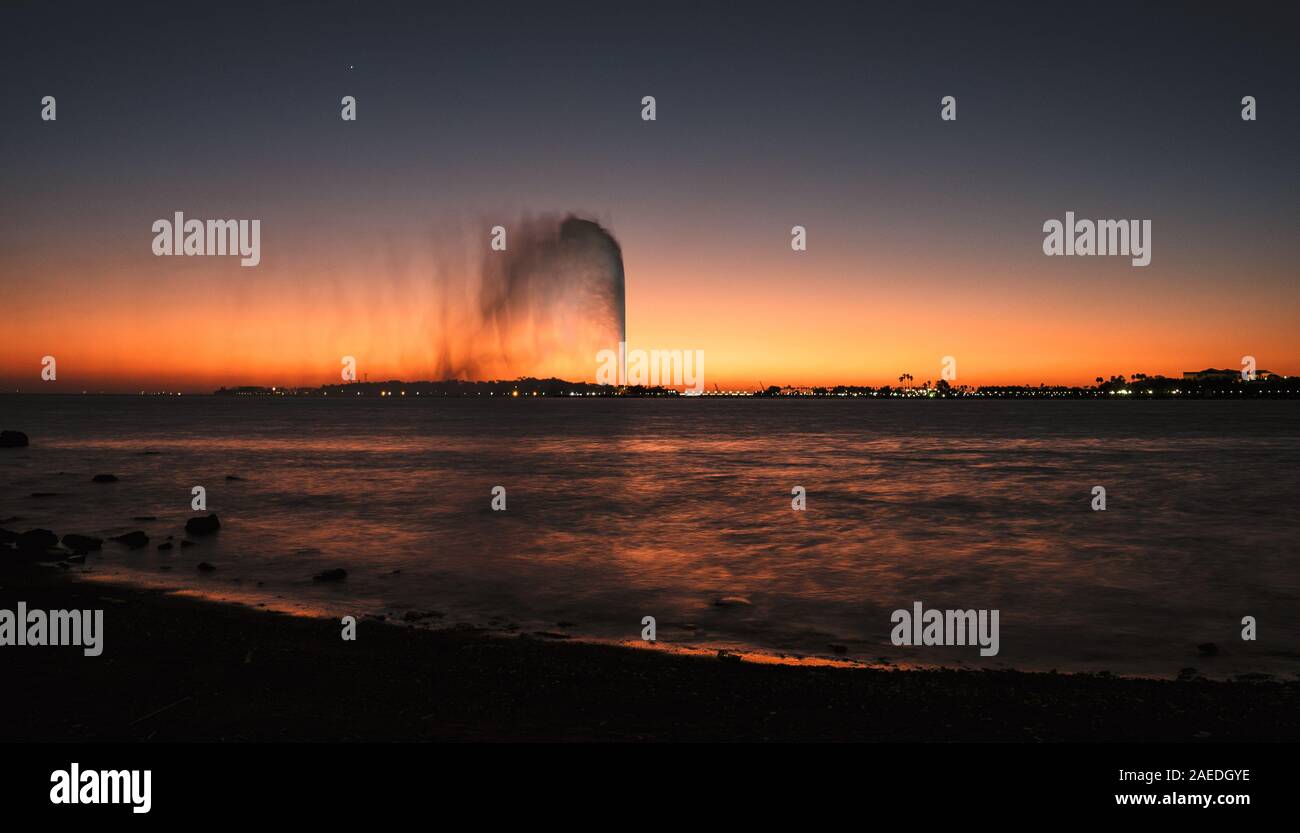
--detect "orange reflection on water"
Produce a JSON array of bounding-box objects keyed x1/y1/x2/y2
[
  {"x1": 76, "y1": 571, "x2": 343, "y2": 619},
  {"x1": 612, "y1": 639, "x2": 913, "y2": 669}
]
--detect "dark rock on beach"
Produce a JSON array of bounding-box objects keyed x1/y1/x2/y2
[
  {"x1": 61, "y1": 534, "x2": 104, "y2": 553},
  {"x1": 91, "y1": 474, "x2": 119, "y2": 483},
  {"x1": 0, "y1": 430, "x2": 30, "y2": 448},
  {"x1": 197, "y1": 562, "x2": 216, "y2": 572},
  {"x1": 158, "y1": 542, "x2": 173, "y2": 551},
  {"x1": 312, "y1": 568, "x2": 347, "y2": 582},
  {"x1": 185, "y1": 514, "x2": 221, "y2": 535},
  {"x1": 16, "y1": 529, "x2": 59, "y2": 554},
  {"x1": 110, "y1": 530, "x2": 149, "y2": 550}
]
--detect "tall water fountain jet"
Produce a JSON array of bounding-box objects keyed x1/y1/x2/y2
[{"x1": 465, "y1": 214, "x2": 626, "y2": 382}]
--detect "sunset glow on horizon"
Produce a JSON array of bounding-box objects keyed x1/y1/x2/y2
[{"x1": 3, "y1": 220, "x2": 1295, "y2": 392}]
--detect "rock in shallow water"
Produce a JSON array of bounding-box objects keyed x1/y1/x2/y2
[
  {"x1": 91, "y1": 473, "x2": 119, "y2": 483},
  {"x1": 110, "y1": 530, "x2": 149, "y2": 549},
  {"x1": 17, "y1": 529, "x2": 58, "y2": 554},
  {"x1": 61, "y1": 534, "x2": 103, "y2": 553},
  {"x1": 185, "y1": 514, "x2": 221, "y2": 535},
  {"x1": 0, "y1": 430, "x2": 30, "y2": 448},
  {"x1": 313, "y1": 568, "x2": 347, "y2": 582}
]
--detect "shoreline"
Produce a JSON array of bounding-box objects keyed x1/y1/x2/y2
[
  {"x1": 3, "y1": 562, "x2": 1297, "y2": 742},
  {"x1": 36, "y1": 563, "x2": 1288, "y2": 683}
]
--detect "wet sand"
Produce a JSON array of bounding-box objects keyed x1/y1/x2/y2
[{"x1": 2, "y1": 561, "x2": 1297, "y2": 742}]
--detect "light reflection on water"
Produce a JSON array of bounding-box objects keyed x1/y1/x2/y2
[{"x1": 2, "y1": 395, "x2": 1297, "y2": 679}]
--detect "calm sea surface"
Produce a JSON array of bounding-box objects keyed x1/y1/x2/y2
[{"x1": 2, "y1": 395, "x2": 1297, "y2": 679}]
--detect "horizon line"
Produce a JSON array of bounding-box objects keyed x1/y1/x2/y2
[{"x1": 4, "y1": 370, "x2": 1295, "y2": 397}]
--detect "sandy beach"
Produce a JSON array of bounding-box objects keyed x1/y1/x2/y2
[{"x1": 2, "y1": 559, "x2": 1297, "y2": 742}]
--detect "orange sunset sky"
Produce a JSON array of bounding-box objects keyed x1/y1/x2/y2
[
  {"x1": 2, "y1": 216, "x2": 1296, "y2": 392},
  {"x1": 3, "y1": 4, "x2": 1297, "y2": 392}
]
